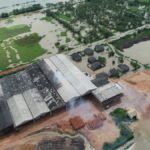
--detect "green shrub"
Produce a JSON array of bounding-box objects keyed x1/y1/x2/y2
[{"x1": 98, "y1": 56, "x2": 106, "y2": 65}]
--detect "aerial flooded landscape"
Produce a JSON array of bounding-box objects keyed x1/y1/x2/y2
[{"x1": 0, "y1": 0, "x2": 150, "y2": 150}]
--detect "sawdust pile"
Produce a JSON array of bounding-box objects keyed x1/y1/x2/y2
[
  {"x1": 124, "y1": 71, "x2": 150, "y2": 93},
  {"x1": 134, "y1": 119, "x2": 150, "y2": 150}
]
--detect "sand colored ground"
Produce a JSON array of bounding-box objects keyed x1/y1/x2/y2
[
  {"x1": 1, "y1": 71, "x2": 150, "y2": 150},
  {"x1": 123, "y1": 71, "x2": 150, "y2": 94},
  {"x1": 0, "y1": 98, "x2": 119, "y2": 150},
  {"x1": 124, "y1": 41, "x2": 150, "y2": 64}
]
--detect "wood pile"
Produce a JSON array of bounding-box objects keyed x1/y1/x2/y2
[
  {"x1": 37, "y1": 137, "x2": 85, "y2": 150},
  {"x1": 69, "y1": 116, "x2": 85, "y2": 130},
  {"x1": 86, "y1": 113, "x2": 106, "y2": 130}
]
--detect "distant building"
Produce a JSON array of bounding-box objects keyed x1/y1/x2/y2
[
  {"x1": 109, "y1": 68, "x2": 120, "y2": 77},
  {"x1": 127, "y1": 108, "x2": 137, "y2": 120},
  {"x1": 94, "y1": 45, "x2": 104, "y2": 53},
  {"x1": 88, "y1": 56, "x2": 97, "y2": 64},
  {"x1": 84, "y1": 48, "x2": 94, "y2": 56},
  {"x1": 71, "y1": 53, "x2": 82, "y2": 62},
  {"x1": 92, "y1": 72, "x2": 109, "y2": 87},
  {"x1": 88, "y1": 62, "x2": 103, "y2": 71},
  {"x1": 92, "y1": 83, "x2": 123, "y2": 108},
  {"x1": 0, "y1": 54, "x2": 125, "y2": 135},
  {"x1": 118, "y1": 64, "x2": 129, "y2": 73},
  {"x1": 0, "y1": 100, "x2": 13, "y2": 135},
  {"x1": 39, "y1": 54, "x2": 97, "y2": 103}
]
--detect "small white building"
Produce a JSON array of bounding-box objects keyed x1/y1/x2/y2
[
  {"x1": 39, "y1": 54, "x2": 97, "y2": 103},
  {"x1": 92, "y1": 83, "x2": 123, "y2": 108}
]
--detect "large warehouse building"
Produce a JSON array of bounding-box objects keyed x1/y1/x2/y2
[
  {"x1": 0, "y1": 54, "x2": 122, "y2": 134},
  {"x1": 38, "y1": 54, "x2": 97, "y2": 102}
]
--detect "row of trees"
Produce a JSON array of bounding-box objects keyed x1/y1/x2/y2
[
  {"x1": 0, "y1": 4, "x2": 42, "y2": 19},
  {"x1": 46, "y1": 10, "x2": 81, "y2": 39},
  {"x1": 13, "y1": 4, "x2": 42, "y2": 15},
  {"x1": 69, "y1": 0, "x2": 146, "y2": 32}
]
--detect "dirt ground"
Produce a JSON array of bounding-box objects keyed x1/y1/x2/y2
[
  {"x1": 1, "y1": 71, "x2": 150, "y2": 150},
  {"x1": 0, "y1": 98, "x2": 119, "y2": 150}
]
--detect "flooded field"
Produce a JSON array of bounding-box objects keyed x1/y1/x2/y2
[
  {"x1": 123, "y1": 41, "x2": 150, "y2": 64},
  {"x1": 0, "y1": 0, "x2": 69, "y2": 13},
  {"x1": 0, "y1": 12, "x2": 77, "y2": 54},
  {"x1": 0, "y1": 12, "x2": 78, "y2": 70}
]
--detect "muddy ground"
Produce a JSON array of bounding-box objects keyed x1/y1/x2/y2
[{"x1": 1, "y1": 71, "x2": 150, "y2": 150}]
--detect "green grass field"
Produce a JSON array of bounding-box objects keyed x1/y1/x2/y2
[
  {"x1": 12, "y1": 33, "x2": 45, "y2": 62},
  {"x1": 138, "y1": 0, "x2": 150, "y2": 3},
  {"x1": 41, "y1": 16, "x2": 53, "y2": 22},
  {"x1": 58, "y1": 14, "x2": 72, "y2": 22},
  {"x1": 0, "y1": 47, "x2": 9, "y2": 70},
  {"x1": 0, "y1": 24, "x2": 30, "y2": 41},
  {"x1": 111, "y1": 28, "x2": 150, "y2": 50},
  {"x1": 0, "y1": 31, "x2": 45, "y2": 71}
]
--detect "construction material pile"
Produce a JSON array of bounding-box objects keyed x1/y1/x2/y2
[
  {"x1": 86, "y1": 113, "x2": 106, "y2": 130},
  {"x1": 37, "y1": 137, "x2": 85, "y2": 150},
  {"x1": 69, "y1": 116, "x2": 85, "y2": 130}
]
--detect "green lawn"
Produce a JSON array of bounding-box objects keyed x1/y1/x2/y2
[
  {"x1": 41, "y1": 16, "x2": 53, "y2": 23},
  {"x1": 58, "y1": 14, "x2": 72, "y2": 22},
  {"x1": 60, "y1": 31, "x2": 67, "y2": 36},
  {"x1": 0, "y1": 33, "x2": 46, "y2": 71},
  {"x1": 0, "y1": 48, "x2": 9, "y2": 70},
  {"x1": 138, "y1": 0, "x2": 150, "y2": 3},
  {"x1": 111, "y1": 28, "x2": 150, "y2": 50},
  {"x1": 12, "y1": 33, "x2": 45, "y2": 62},
  {"x1": 0, "y1": 24, "x2": 30, "y2": 41}
]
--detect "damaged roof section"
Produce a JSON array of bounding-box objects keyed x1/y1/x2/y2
[
  {"x1": 38, "y1": 54, "x2": 96, "y2": 103},
  {"x1": 92, "y1": 83, "x2": 122, "y2": 103}
]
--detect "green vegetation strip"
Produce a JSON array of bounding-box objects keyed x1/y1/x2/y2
[
  {"x1": 12, "y1": 33, "x2": 45, "y2": 62},
  {"x1": 0, "y1": 33, "x2": 45, "y2": 71},
  {"x1": 111, "y1": 28, "x2": 150, "y2": 50},
  {"x1": 0, "y1": 24, "x2": 30, "y2": 41},
  {"x1": 0, "y1": 48, "x2": 9, "y2": 70},
  {"x1": 103, "y1": 108, "x2": 134, "y2": 150},
  {"x1": 41, "y1": 16, "x2": 53, "y2": 22},
  {"x1": 58, "y1": 14, "x2": 72, "y2": 22}
]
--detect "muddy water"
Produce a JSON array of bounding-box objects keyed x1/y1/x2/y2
[
  {"x1": 0, "y1": 12, "x2": 65, "y2": 54},
  {"x1": 0, "y1": 0, "x2": 69, "y2": 13},
  {"x1": 0, "y1": 11, "x2": 78, "y2": 54},
  {"x1": 123, "y1": 41, "x2": 150, "y2": 64},
  {"x1": 133, "y1": 119, "x2": 150, "y2": 150}
]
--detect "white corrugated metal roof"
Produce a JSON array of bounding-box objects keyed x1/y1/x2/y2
[
  {"x1": 50, "y1": 54, "x2": 96, "y2": 95},
  {"x1": 0, "y1": 84, "x2": 4, "y2": 97},
  {"x1": 44, "y1": 58, "x2": 80, "y2": 102},
  {"x1": 23, "y1": 88, "x2": 50, "y2": 119},
  {"x1": 92, "y1": 83, "x2": 122, "y2": 102},
  {"x1": 7, "y1": 94, "x2": 33, "y2": 127},
  {"x1": 44, "y1": 54, "x2": 96, "y2": 102}
]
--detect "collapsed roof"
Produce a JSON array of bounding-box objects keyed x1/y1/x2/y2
[
  {"x1": 38, "y1": 54, "x2": 97, "y2": 103},
  {"x1": 92, "y1": 83, "x2": 122, "y2": 103},
  {"x1": 0, "y1": 99, "x2": 13, "y2": 133}
]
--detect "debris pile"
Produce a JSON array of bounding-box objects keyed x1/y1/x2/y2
[
  {"x1": 69, "y1": 116, "x2": 85, "y2": 130},
  {"x1": 86, "y1": 113, "x2": 106, "y2": 130},
  {"x1": 37, "y1": 137, "x2": 85, "y2": 150}
]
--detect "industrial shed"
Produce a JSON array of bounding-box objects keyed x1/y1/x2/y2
[
  {"x1": 89, "y1": 62, "x2": 103, "y2": 71},
  {"x1": 27, "y1": 64, "x2": 65, "y2": 111},
  {"x1": 38, "y1": 54, "x2": 96, "y2": 103},
  {"x1": 92, "y1": 72, "x2": 109, "y2": 87},
  {"x1": 0, "y1": 99, "x2": 13, "y2": 135},
  {"x1": 118, "y1": 64, "x2": 129, "y2": 73},
  {"x1": 84, "y1": 48, "x2": 94, "y2": 56},
  {"x1": 7, "y1": 94, "x2": 33, "y2": 127},
  {"x1": 94, "y1": 45, "x2": 104, "y2": 53},
  {"x1": 23, "y1": 88, "x2": 50, "y2": 119},
  {"x1": 71, "y1": 53, "x2": 82, "y2": 62},
  {"x1": 92, "y1": 83, "x2": 122, "y2": 108}
]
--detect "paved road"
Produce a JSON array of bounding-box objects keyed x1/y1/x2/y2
[{"x1": 65, "y1": 23, "x2": 150, "y2": 55}]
